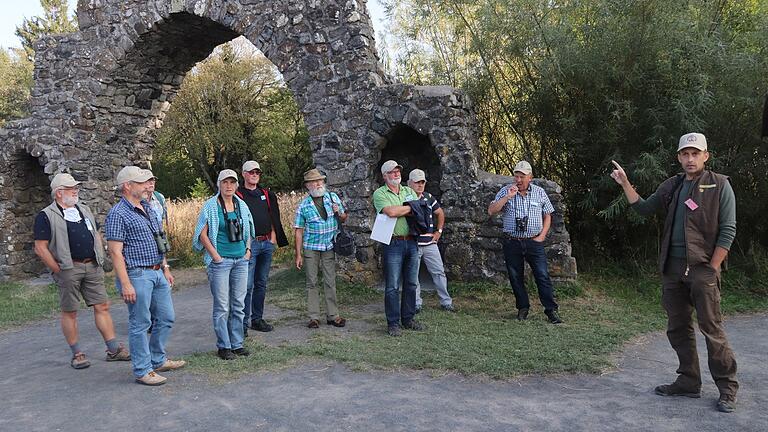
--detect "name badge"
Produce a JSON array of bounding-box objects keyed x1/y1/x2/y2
[
  {"x1": 84, "y1": 218, "x2": 94, "y2": 231},
  {"x1": 699, "y1": 184, "x2": 716, "y2": 193},
  {"x1": 531, "y1": 202, "x2": 540, "y2": 207},
  {"x1": 260, "y1": 195, "x2": 266, "y2": 201},
  {"x1": 684, "y1": 198, "x2": 699, "y2": 211}
]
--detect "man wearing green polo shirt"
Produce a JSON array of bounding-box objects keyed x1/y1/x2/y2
[{"x1": 372, "y1": 160, "x2": 425, "y2": 336}]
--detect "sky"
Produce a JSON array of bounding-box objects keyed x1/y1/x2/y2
[{"x1": 0, "y1": 0, "x2": 389, "y2": 50}]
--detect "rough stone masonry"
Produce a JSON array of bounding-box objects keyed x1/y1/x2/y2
[{"x1": 0, "y1": 0, "x2": 576, "y2": 285}]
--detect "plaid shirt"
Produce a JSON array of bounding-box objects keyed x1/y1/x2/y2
[
  {"x1": 105, "y1": 197, "x2": 165, "y2": 269},
  {"x1": 294, "y1": 192, "x2": 345, "y2": 251},
  {"x1": 492, "y1": 183, "x2": 554, "y2": 237}
]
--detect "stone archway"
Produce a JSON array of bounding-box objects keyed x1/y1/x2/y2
[{"x1": 0, "y1": 0, "x2": 576, "y2": 284}]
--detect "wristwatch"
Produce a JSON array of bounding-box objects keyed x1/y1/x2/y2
[
  {"x1": 437, "y1": 228, "x2": 443, "y2": 233},
  {"x1": 162, "y1": 264, "x2": 170, "y2": 270}
]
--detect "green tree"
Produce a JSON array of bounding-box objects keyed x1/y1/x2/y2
[
  {"x1": 0, "y1": 48, "x2": 34, "y2": 127},
  {"x1": 15, "y1": 0, "x2": 78, "y2": 61}
]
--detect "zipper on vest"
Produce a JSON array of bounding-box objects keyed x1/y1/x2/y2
[{"x1": 684, "y1": 265, "x2": 689, "y2": 277}]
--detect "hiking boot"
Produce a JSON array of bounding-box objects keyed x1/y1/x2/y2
[
  {"x1": 135, "y1": 371, "x2": 166, "y2": 386},
  {"x1": 654, "y1": 383, "x2": 701, "y2": 398},
  {"x1": 155, "y1": 359, "x2": 186, "y2": 372},
  {"x1": 441, "y1": 304, "x2": 456, "y2": 312},
  {"x1": 308, "y1": 319, "x2": 320, "y2": 329},
  {"x1": 415, "y1": 304, "x2": 422, "y2": 314},
  {"x1": 105, "y1": 344, "x2": 131, "y2": 362},
  {"x1": 517, "y1": 308, "x2": 529, "y2": 321},
  {"x1": 716, "y1": 394, "x2": 737, "y2": 413},
  {"x1": 387, "y1": 325, "x2": 402, "y2": 337},
  {"x1": 327, "y1": 316, "x2": 347, "y2": 327},
  {"x1": 243, "y1": 327, "x2": 249, "y2": 338},
  {"x1": 218, "y1": 348, "x2": 236, "y2": 360},
  {"x1": 545, "y1": 310, "x2": 563, "y2": 324},
  {"x1": 402, "y1": 320, "x2": 426, "y2": 331},
  {"x1": 251, "y1": 319, "x2": 274, "y2": 332},
  {"x1": 70, "y1": 352, "x2": 90, "y2": 369},
  {"x1": 233, "y1": 347, "x2": 250, "y2": 357}
]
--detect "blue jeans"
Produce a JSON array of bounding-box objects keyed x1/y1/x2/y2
[
  {"x1": 116, "y1": 268, "x2": 175, "y2": 378},
  {"x1": 207, "y1": 257, "x2": 249, "y2": 350},
  {"x1": 244, "y1": 240, "x2": 275, "y2": 326},
  {"x1": 383, "y1": 239, "x2": 419, "y2": 327},
  {"x1": 502, "y1": 238, "x2": 558, "y2": 311}
]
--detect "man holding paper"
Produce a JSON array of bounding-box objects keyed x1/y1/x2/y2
[
  {"x1": 372, "y1": 160, "x2": 425, "y2": 336},
  {"x1": 610, "y1": 132, "x2": 738, "y2": 413}
]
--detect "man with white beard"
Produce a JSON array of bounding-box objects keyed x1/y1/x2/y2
[
  {"x1": 294, "y1": 168, "x2": 348, "y2": 328},
  {"x1": 34, "y1": 173, "x2": 130, "y2": 369}
]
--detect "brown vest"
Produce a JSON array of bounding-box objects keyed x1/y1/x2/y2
[{"x1": 656, "y1": 170, "x2": 728, "y2": 273}]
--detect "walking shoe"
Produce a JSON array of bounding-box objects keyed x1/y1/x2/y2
[
  {"x1": 402, "y1": 320, "x2": 426, "y2": 331},
  {"x1": 545, "y1": 310, "x2": 563, "y2": 324},
  {"x1": 308, "y1": 319, "x2": 320, "y2": 329},
  {"x1": 251, "y1": 319, "x2": 274, "y2": 332},
  {"x1": 233, "y1": 347, "x2": 251, "y2": 357},
  {"x1": 517, "y1": 308, "x2": 529, "y2": 321},
  {"x1": 135, "y1": 371, "x2": 166, "y2": 386},
  {"x1": 327, "y1": 316, "x2": 347, "y2": 327},
  {"x1": 217, "y1": 348, "x2": 236, "y2": 360},
  {"x1": 105, "y1": 344, "x2": 131, "y2": 361},
  {"x1": 654, "y1": 383, "x2": 701, "y2": 398},
  {"x1": 387, "y1": 325, "x2": 402, "y2": 337},
  {"x1": 243, "y1": 327, "x2": 249, "y2": 338},
  {"x1": 441, "y1": 304, "x2": 456, "y2": 312},
  {"x1": 155, "y1": 359, "x2": 186, "y2": 372},
  {"x1": 716, "y1": 394, "x2": 737, "y2": 413},
  {"x1": 70, "y1": 352, "x2": 90, "y2": 369},
  {"x1": 415, "y1": 304, "x2": 422, "y2": 314}
]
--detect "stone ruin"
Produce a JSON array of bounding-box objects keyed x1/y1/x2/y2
[{"x1": 0, "y1": 0, "x2": 577, "y2": 285}]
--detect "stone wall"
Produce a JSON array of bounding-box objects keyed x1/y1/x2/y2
[{"x1": 0, "y1": 0, "x2": 577, "y2": 284}]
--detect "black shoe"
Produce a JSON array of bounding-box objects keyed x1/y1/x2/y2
[
  {"x1": 517, "y1": 308, "x2": 529, "y2": 321},
  {"x1": 251, "y1": 319, "x2": 274, "y2": 332},
  {"x1": 387, "y1": 326, "x2": 402, "y2": 337},
  {"x1": 243, "y1": 327, "x2": 249, "y2": 338},
  {"x1": 545, "y1": 310, "x2": 563, "y2": 324},
  {"x1": 232, "y1": 347, "x2": 250, "y2": 357},
  {"x1": 217, "y1": 348, "x2": 236, "y2": 360},
  {"x1": 402, "y1": 320, "x2": 426, "y2": 331},
  {"x1": 441, "y1": 304, "x2": 456, "y2": 312},
  {"x1": 716, "y1": 394, "x2": 737, "y2": 413},
  {"x1": 654, "y1": 383, "x2": 701, "y2": 398},
  {"x1": 415, "y1": 305, "x2": 422, "y2": 314}
]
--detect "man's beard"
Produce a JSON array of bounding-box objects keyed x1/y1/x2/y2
[
  {"x1": 130, "y1": 188, "x2": 147, "y2": 201},
  {"x1": 309, "y1": 185, "x2": 326, "y2": 198},
  {"x1": 386, "y1": 178, "x2": 401, "y2": 187},
  {"x1": 62, "y1": 195, "x2": 78, "y2": 207}
]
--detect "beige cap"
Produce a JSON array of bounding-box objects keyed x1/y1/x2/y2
[
  {"x1": 242, "y1": 160, "x2": 261, "y2": 172},
  {"x1": 381, "y1": 160, "x2": 403, "y2": 175},
  {"x1": 145, "y1": 169, "x2": 158, "y2": 180},
  {"x1": 217, "y1": 169, "x2": 239, "y2": 183},
  {"x1": 677, "y1": 133, "x2": 707, "y2": 152},
  {"x1": 408, "y1": 169, "x2": 426, "y2": 182},
  {"x1": 116, "y1": 166, "x2": 153, "y2": 186},
  {"x1": 303, "y1": 168, "x2": 326, "y2": 182},
  {"x1": 50, "y1": 173, "x2": 80, "y2": 190},
  {"x1": 513, "y1": 160, "x2": 533, "y2": 175}
]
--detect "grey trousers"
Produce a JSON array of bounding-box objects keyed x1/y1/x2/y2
[
  {"x1": 304, "y1": 249, "x2": 339, "y2": 321},
  {"x1": 415, "y1": 243, "x2": 452, "y2": 306}
]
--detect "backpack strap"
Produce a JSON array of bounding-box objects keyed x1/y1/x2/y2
[{"x1": 261, "y1": 188, "x2": 271, "y2": 211}]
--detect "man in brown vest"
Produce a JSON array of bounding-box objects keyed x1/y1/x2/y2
[
  {"x1": 34, "y1": 173, "x2": 130, "y2": 369},
  {"x1": 610, "y1": 133, "x2": 738, "y2": 413}
]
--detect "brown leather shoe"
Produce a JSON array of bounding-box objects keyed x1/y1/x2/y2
[
  {"x1": 105, "y1": 344, "x2": 131, "y2": 361},
  {"x1": 326, "y1": 316, "x2": 347, "y2": 327},
  {"x1": 155, "y1": 359, "x2": 186, "y2": 372},
  {"x1": 308, "y1": 319, "x2": 320, "y2": 329},
  {"x1": 135, "y1": 371, "x2": 167, "y2": 386}
]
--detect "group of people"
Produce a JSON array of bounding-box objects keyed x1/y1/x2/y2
[{"x1": 34, "y1": 132, "x2": 739, "y2": 412}]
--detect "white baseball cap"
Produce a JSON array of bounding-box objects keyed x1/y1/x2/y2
[
  {"x1": 513, "y1": 160, "x2": 532, "y2": 175},
  {"x1": 408, "y1": 169, "x2": 426, "y2": 182},
  {"x1": 381, "y1": 160, "x2": 403, "y2": 174},
  {"x1": 116, "y1": 166, "x2": 153, "y2": 186},
  {"x1": 50, "y1": 173, "x2": 80, "y2": 190},
  {"x1": 217, "y1": 169, "x2": 239, "y2": 183},
  {"x1": 242, "y1": 160, "x2": 261, "y2": 172},
  {"x1": 677, "y1": 133, "x2": 707, "y2": 152}
]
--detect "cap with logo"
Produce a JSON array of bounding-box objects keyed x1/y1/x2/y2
[
  {"x1": 513, "y1": 160, "x2": 533, "y2": 175},
  {"x1": 217, "y1": 169, "x2": 239, "y2": 183},
  {"x1": 242, "y1": 160, "x2": 261, "y2": 172},
  {"x1": 380, "y1": 160, "x2": 403, "y2": 175},
  {"x1": 408, "y1": 169, "x2": 426, "y2": 182},
  {"x1": 50, "y1": 173, "x2": 81, "y2": 190},
  {"x1": 677, "y1": 133, "x2": 707, "y2": 152},
  {"x1": 116, "y1": 166, "x2": 153, "y2": 186}
]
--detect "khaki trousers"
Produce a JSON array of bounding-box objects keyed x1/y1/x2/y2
[
  {"x1": 304, "y1": 249, "x2": 339, "y2": 321},
  {"x1": 661, "y1": 257, "x2": 738, "y2": 397}
]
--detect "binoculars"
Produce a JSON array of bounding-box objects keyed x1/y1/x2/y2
[
  {"x1": 515, "y1": 216, "x2": 529, "y2": 233},
  {"x1": 225, "y1": 218, "x2": 243, "y2": 243},
  {"x1": 153, "y1": 231, "x2": 171, "y2": 254}
]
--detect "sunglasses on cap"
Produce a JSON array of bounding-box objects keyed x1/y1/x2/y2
[{"x1": 246, "y1": 169, "x2": 262, "y2": 175}]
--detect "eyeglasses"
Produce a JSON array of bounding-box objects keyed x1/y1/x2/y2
[
  {"x1": 246, "y1": 169, "x2": 262, "y2": 175},
  {"x1": 61, "y1": 186, "x2": 80, "y2": 192},
  {"x1": 413, "y1": 180, "x2": 426, "y2": 184}
]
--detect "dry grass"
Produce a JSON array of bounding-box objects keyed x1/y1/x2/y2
[{"x1": 165, "y1": 191, "x2": 304, "y2": 267}]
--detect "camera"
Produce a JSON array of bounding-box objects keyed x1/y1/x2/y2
[
  {"x1": 225, "y1": 218, "x2": 243, "y2": 243},
  {"x1": 153, "y1": 231, "x2": 170, "y2": 254},
  {"x1": 515, "y1": 216, "x2": 529, "y2": 233}
]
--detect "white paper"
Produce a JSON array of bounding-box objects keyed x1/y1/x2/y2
[{"x1": 370, "y1": 213, "x2": 397, "y2": 245}]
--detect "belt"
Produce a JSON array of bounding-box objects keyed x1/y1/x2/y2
[
  {"x1": 504, "y1": 233, "x2": 534, "y2": 240},
  {"x1": 392, "y1": 235, "x2": 414, "y2": 241},
  {"x1": 72, "y1": 258, "x2": 95, "y2": 264},
  {"x1": 139, "y1": 264, "x2": 163, "y2": 270},
  {"x1": 255, "y1": 235, "x2": 271, "y2": 241}
]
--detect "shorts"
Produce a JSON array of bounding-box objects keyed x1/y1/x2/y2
[{"x1": 53, "y1": 261, "x2": 108, "y2": 312}]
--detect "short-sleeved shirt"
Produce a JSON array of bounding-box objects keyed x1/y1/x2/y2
[
  {"x1": 33, "y1": 205, "x2": 96, "y2": 261},
  {"x1": 216, "y1": 203, "x2": 247, "y2": 258},
  {"x1": 373, "y1": 184, "x2": 418, "y2": 237},
  {"x1": 105, "y1": 197, "x2": 164, "y2": 269},
  {"x1": 492, "y1": 183, "x2": 555, "y2": 237},
  {"x1": 294, "y1": 192, "x2": 345, "y2": 251}
]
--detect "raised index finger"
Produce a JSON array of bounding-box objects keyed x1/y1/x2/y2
[{"x1": 611, "y1": 160, "x2": 623, "y2": 170}]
